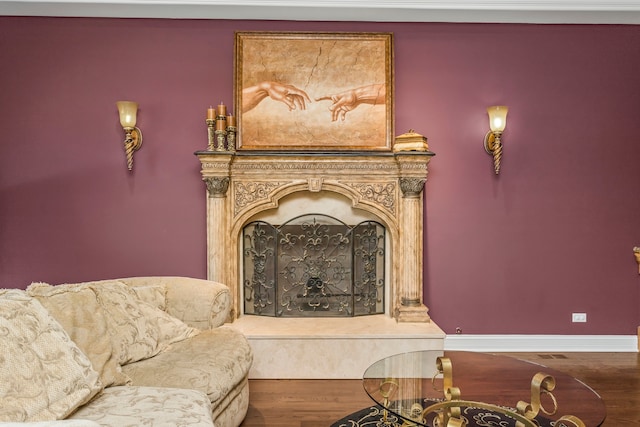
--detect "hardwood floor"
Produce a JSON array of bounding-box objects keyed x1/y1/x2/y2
[{"x1": 239, "y1": 352, "x2": 640, "y2": 427}]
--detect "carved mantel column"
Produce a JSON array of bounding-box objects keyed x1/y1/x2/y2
[
  {"x1": 195, "y1": 152, "x2": 235, "y2": 317},
  {"x1": 395, "y1": 153, "x2": 432, "y2": 323}
]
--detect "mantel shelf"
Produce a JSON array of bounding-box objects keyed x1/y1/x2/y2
[{"x1": 195, "y1": 150, "x2": 435, "y2": 158}]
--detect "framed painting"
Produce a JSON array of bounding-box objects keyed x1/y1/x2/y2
[{"x1": 234, "y1": 32, "x2": 394, "y2": 151}]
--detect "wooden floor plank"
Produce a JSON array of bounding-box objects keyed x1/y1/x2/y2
[{"x1": 239, "y1": 352, "x2": 640, "y2": 426}]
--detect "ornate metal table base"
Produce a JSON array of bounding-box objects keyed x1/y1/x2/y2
[
  {"x1": 378, "y1": 357, "x2": 585, "y2": 427},
  {"x1": 363, "y1": 352, "x2": 603, "y2": 427}
]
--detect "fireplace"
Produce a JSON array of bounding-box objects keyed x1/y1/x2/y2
[
  {"x1": 242, "y1": 213, "x2": 386, "y2": 318},
  {"x1": 196, "y1": 150, "x2": 445, "y2": 378}
]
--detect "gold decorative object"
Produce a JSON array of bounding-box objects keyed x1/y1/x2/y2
[
  {"x1": 215, "y1": 129, "x2": 227, "y2": 151},
  {"x1": 116, "y1": 101, "x2": 143, "y2": 171},
  {"x1": 206, "y1": 118, "x2": 215, "y2": 151},
  {"x1": 206, "y1": 103, "x2": 236, "y2": 152},
  {"x1": 634, "y1": 246, "x2": 640, "y2": 274},
  {"x1": 484, "y1": 105, "x2": 508, "y2": 175},
  {"x1": 379, "y1": 378, "x2": 400, "y2": 424},
  {"x1": 394, "y1": 129, "x2": 429, "y2": 152},
  {"x1": 227, "y1": 124, "x2": 237, "y2": 152},
  {"x1": 379, "y1": 356, "x2": 586, "y2": 427}
]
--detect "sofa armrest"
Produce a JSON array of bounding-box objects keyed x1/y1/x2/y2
[{"x1": 118, "y1": 277, "x2": 231, "y2": 329}]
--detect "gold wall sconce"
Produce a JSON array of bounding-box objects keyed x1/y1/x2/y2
[
  {"x1": 484, "y1": 105, "x2": 508, "y2": 175},
  {"x1": 116, "y1": 101, "x2": 143, "y2": 171},
  {"x1": 634, "y1": 247, "x2": 640, "y2": 274}
]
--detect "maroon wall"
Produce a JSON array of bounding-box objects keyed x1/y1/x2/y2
[{"x1": 1, "y1": 17, "x2": 638, "y2": 335}]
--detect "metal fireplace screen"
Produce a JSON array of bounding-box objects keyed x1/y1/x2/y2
[{"x1": 242, "y1": 214, "x2": 385, "y2": 317}]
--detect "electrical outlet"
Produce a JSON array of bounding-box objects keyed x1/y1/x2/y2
[{"x1": 572, "y1": 312, "x2": 587, "y2": 323}]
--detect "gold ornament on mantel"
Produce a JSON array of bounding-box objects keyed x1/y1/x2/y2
[
  {"x1": 393, "y1": 129, "x2": 429, "y2": 152},
  {"x1": 206, "y1": 103, "x2": 237, "y2": 152},
  {"x1": 634, "y1": 246, "x2": 640, "y2": 274}
]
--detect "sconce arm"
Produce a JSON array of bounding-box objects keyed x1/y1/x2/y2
[
  {"x1": 123, "y1": 126, "x2": 143, "y2": 171},
  {"x1": 484, "y1": 130, "x2": 503, "y2": 175}
]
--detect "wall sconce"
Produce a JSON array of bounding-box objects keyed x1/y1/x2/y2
[
  {"x1": 634, "y1": 247, "x2": 640, "y2": 274},
  {"x1": 483, "y1": 105, "x2": 508, "y2": 175},
  {"x1": 116, "y1": 101, "x2": 143, "y2": 171}
]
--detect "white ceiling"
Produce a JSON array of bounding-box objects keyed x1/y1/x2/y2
[{"x1": 1, "y1": 0, "x2": 640, "y2": 24}]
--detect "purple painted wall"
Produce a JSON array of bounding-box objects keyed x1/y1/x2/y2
[{"x1": 1, "y1": 17, "x2": 638, "y2": 335}]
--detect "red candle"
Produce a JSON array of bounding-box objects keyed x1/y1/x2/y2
[
  {"x1": 216, "y1": 102, "x2": 227, "y2": 116},
  {"x1": 226, "y1": 114, "x2": 236, "y2": 127},
  {"x1": 207, "y1": 106, "x2": 215, "y2": 120}
]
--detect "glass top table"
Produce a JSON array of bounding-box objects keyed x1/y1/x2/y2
[{"x1": 362, "y1": 351, "x2": 606, "y2": 427}]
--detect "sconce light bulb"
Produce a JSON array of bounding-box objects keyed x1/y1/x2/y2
[
  {"x1": 116, "y1": 101, "x2": 139, "y2": 128},
  {"x1": 487, "y1": 105, "x2": 508, "y2": 133}
]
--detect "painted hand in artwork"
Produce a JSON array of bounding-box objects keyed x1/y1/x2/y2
[
  {"x1": 242, "y1": 82, "x2": 312, "y2": 112},
  {"x1": 315, "y1": 84, "x2": 386, "y2": 122}
]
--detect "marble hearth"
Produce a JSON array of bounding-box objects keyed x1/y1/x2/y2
[{"x1": 196, "y1": 150, "x2": 445, "y2": 379}]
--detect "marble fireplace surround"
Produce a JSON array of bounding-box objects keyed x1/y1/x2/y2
[{"x1": 196, "y1": 150, "x2": 445, "y2": 378}]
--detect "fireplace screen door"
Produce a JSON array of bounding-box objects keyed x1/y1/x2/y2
[{"x1": 242, "y1": 214, "x2": 385, "y2": 317}]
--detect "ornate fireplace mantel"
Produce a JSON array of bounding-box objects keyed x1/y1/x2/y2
[{"x1": 195, "y1": 150, "x2": 434, "y2": 323}]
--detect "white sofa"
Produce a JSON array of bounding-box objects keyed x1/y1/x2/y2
[{"x1": 0, "y1": 277, "x2": 253, "y2": 427}]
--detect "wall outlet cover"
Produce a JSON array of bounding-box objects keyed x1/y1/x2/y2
[{"x1": 572, "y1": 313, "x2": 587, "y2": 323}]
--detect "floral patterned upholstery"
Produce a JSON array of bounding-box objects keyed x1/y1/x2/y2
[
  {"x1": 87, "y1": 281, "x2": 200, "y2": 365},
  {"x1": 27, "y1": 282, "x2": 131, "y2": 387},
  {"x1": 0, "y1": 421, "x2": 100, "y2": 426},
  {"x1": 1, "y1": 277, "x2": 252, "y2": 427},
  {"x1": 117, "y1": 277, "x2": 231, "y2": 330},
  {"x1": 69, "y1": 386, "x2": 214, "y2": 427},
  {"x1": 121, "y1": 327, "x2": 253, "y2": 425},
  {"x1": 0, "y1": 291, "x2": 102, "y2": 422}
]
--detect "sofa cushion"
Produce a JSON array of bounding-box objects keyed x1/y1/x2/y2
[
  {"x1": 88, "y1": 281, "x2": 199, "y2": 365},
  {"x1": 0, "y1": 290, "x2": 102, "y2": 422},
  {"x1": 121, "y1": 327, "x2": 253, "y2": 407},
  {"x1": 69, "y1": 386, "x2": 214, "y2": 427},
  {"x1": 116, "y1": 277, "x2": 232, "y2": 330},
  {"x1": 130, "y1": 284, "x2": 166, "y2": 311},
  {"x1": 26, "y1": 282, "x2": 131, "y2": 387}
]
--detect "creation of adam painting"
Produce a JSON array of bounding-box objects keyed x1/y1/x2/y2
[{"x1": 234, "y1": 32, "x2": 393, "y2": 151}]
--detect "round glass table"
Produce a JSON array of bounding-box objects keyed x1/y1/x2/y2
[{"x1": 362, "y1": 351, "x2": 606, "y2": 427}]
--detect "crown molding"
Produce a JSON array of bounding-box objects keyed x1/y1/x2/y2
[{"x1": 1, "y1": 0, "x2": 640, "y2": 23}]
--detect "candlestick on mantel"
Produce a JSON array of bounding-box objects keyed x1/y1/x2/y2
[
  {"x1": 206, "y1": 121, "x2": 215, "y2": 151},
  {"x1": 204, "y1": 102, "x2": 237, "y2": 152},
  {"x1": 214, "y1": 129, "x2": 226, "y2": 151},
  {"x1": 226, "y1": 113, "x2": 237, "y2": 152},
  {"x1": 217, "y1": 102, "x2": 227, "y2": 117},
  {"x1": 206, "y1": 106, "x2": 216, "y2": 150}
]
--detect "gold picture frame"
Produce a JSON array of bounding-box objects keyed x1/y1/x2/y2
[{"x1": 234, "y1": 31, "x2": 394, "y2": 151}]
